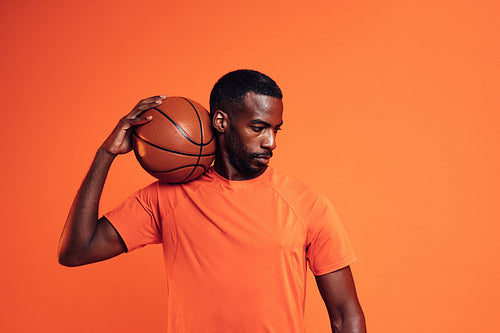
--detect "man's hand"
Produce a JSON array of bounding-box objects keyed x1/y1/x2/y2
[{"x1": 100, "y1": 95, "x2": 166, "y2": 155}]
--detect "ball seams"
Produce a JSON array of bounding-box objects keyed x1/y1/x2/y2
[
  {"x1": 178, "y1": 97, "x2": 204, "y2": 183},
  {"x1": 132, "y1": 132, "x2": 216, "y2": 157},
  {"x1": 133, "y1": 96, "x2": 216, "y2": 184},
  {"x1": 152, "y1": 105, "x2": 214, "y2": 146}
]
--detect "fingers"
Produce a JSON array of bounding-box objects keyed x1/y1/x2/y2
[
  {"x1": 101, "y1": 95, "x2": 165, "y2": 155},
  {"x1": 127, "y1": 95, "x2": 166, "y2": 119},
  {"x1": 140, "y1": 95, "x2": 167, "y2": 104},
  {"x1": 127, "y1": 115, "x2": 153, "y2": 126},
  {"x1": 121, "y1": 94, "x2": 165, "y2": 130}
]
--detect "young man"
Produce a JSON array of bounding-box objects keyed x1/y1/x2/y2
[{"x1": 58, "y1": 70, "x2": 366, "y2": 332}]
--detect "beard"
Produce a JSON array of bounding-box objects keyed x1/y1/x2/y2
[{"x1": 225, "y1": 127, "x2": 272, "y2": 177}]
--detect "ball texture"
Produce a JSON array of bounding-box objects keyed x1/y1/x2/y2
[{"x1": 132, "y1": 96, "x2": 216, "y2": 183}]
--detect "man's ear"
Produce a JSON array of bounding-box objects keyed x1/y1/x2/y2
[{"x1": 212, "y1": 110, "x2": 229, "y2": 133}]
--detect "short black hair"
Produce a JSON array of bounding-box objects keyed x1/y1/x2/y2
[{"x1": 209, "y1": 69, "x2": 282, "y2": 119}]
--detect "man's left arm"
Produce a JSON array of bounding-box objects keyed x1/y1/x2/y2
[{"x1": 315, "y1": 266, "x2": 366, "y2": 333}]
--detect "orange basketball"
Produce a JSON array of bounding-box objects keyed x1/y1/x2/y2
[{"x1": 132, "y1": 96, "x2": 216, "y2": 184}]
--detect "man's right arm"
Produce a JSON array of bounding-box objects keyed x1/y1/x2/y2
[{"x1": 58, "y1": 95, "x2": 166, "y2": 266}]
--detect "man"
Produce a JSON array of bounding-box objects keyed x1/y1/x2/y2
[{"x1": 58, "y1": 70, "x2": 366, "y2": 332}]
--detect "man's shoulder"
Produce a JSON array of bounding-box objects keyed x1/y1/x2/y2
[
  {"x1": 156, "y1": 167, "x2": 217, "y2": 189},
  {"x1": 266, "y1": 167, "x2": 324, "y2": 203}
]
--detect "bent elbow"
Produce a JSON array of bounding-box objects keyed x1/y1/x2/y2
[
  {"x1": 58, "y1": 253, "x2": 74, "y2": 267},
  {"x1": 58, "y1": 250, "x2": 85, "y2": 267}
]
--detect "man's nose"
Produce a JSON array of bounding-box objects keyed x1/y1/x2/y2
[{"x1": 261, "y1": 130, "x2": 277, "y2": 151}]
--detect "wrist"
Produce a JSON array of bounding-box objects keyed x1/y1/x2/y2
[{"x1": 96, "y1": 147, "x2": 118, "y2": 161}]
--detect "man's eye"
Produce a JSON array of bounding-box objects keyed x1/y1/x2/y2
[{"x1": 251, "y1": 127, "x2": 265, "y2": 132}]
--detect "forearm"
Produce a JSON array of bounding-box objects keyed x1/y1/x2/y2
[
  {"x1": 58, "y1": 148, "x2": 116, "y2": 265},
  {"x1": 330, "y1": 307, "x2": 366, "y2": 333}
]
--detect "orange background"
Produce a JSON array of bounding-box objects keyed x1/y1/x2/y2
[{"x1": 1, "y1": 0, "x2": 499, "y2": 332}]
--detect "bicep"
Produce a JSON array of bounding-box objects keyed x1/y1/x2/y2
[
  {"x1": 315, "y1": 266, "x2": 365, "y2": 329},
  {"x1": 83, "y1": 216, "x2": 127, "y2": 265},
  {"x1": 315, "y1": 266, "x2": 359, "y2": 307}
]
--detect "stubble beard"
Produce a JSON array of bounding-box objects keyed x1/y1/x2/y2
[{"x1": 225, "y1": 128, "x2": 267, "y2": 177}]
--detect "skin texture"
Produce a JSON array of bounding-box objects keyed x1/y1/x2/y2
[
  {"x1": 212, "y1": 92, "x2": 283, "y2": 180},
  {"x1": 316, "y1": 267, "x2": 366, "y2": 333},
  {"x1": 58, "y1": 92, "x2": 366, "y2": 332},
  {"x1": 58, "y1": 95, "x2": 165, "y2": 266}
]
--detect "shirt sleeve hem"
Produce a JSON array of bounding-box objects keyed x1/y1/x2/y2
[
  {"x1": 104, "y1": 213, "x2": 135, "y2": 252},
  {"x1": 310, "y1": 256, "x2": 358, "y2": 276}
]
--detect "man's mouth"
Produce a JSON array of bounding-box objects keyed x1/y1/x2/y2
[
  {"x1": 253, "y1": 152, "x2": 272, "y2": 165},
  {"x1": 254, "y1": 156, "x2": 270, "y2": 165}
]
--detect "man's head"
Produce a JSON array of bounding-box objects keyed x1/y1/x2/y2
[
  {"x1": 209, "y1": 69, "x2": 283, "y2": 121},
  {"x1": 210, "y1": 70, "x2": 283, "y2": 180}
]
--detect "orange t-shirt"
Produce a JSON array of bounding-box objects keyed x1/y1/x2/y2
[{"x1": 105, "y1": 167, "x2": 356, "y2": 332}]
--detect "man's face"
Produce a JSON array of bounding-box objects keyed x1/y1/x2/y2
[{"x1": 224, "y1": 92, "x2": 283, "y2": 178}]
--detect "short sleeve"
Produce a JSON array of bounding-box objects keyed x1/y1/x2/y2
[
  {"x1": 104, "y1": 182, "x2": 162, "y2": 252},
  {"x1": 306, "y1": 194, "x2": 357, "y2": 276}
]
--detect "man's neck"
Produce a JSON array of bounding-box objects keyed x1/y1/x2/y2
[{"x1": 213, "y1": 158, "x2": 267, "y2": 181}]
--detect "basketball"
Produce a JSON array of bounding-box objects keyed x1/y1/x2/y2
[{"x1": 132, "y1": 96, "x2": 216, "y2": 184}]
